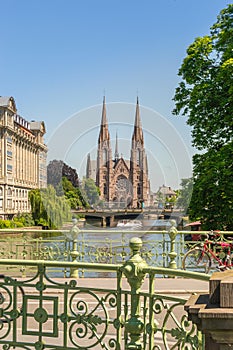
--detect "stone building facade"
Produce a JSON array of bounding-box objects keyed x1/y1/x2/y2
[
  {"x1": 86, "y1": 97, "x2": 150, "y2": 208},
  {"x1": 0, "y1": 96, "x2": 47, "y2": 219}
]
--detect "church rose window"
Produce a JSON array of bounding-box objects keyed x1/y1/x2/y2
[{"x1": 116, "y1": 176, "x2": 129, "y2": 194}]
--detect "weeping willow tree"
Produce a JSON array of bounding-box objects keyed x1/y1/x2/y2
[{"x1": 29, "y1": 185, "x2": 71, "y2": 229}]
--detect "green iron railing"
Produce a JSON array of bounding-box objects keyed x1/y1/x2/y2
[
  {"x1": 0, "y1": 237, "x2": 209, "y2": 350},
  {"x1": 0, "y1": 223, "x2": 232, "y2": 277}
]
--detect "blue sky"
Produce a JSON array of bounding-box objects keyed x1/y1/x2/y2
[{"x1": 0, "y1": 0, "x2": 230, "y2": 191}]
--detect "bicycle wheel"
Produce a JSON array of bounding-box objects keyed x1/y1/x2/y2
[{"x1": 182, "y1": 248, "x2": 211, "y2": 274}]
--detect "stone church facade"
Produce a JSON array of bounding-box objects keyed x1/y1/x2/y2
[{"x1": 86, "y1": 97, "x2": 150, "y2": 208}]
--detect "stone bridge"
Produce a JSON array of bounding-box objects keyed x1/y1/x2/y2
[{"x1": 71, "y1": 208, "x2": 184, "y2": 227}]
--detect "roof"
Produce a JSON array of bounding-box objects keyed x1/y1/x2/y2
[
  {"x1": 157, "y1": 185, "x2": 176, "y2": 196},
  {"x1": 185, "y1": 221, "x2": 201, "y2": 227},
  {"x1": 0, "y1": 97, "x2": 10, "y2": 106},
  {"x1": 0, "y1": 96, "x2": 17, "y2": 111},
  {"x1": 125, "y1": 160, "x2": 130, "y2": 168},
  {"x1": 30, "y1": 121, "x2": 46, "y2": 133},
  {"x1": 114, "y1": 157, "x2": 130, "y2": 174}
]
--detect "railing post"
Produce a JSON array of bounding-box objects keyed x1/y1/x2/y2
[
  {"x1": 122, "y1": 237, "x2": 148, "y2": 350},
  {"x1": 168, "y1": 220, "x2": 178, "y2": 270},
  {"x1": 69, "y1": 219, "x2": 80, "y2": 278}
]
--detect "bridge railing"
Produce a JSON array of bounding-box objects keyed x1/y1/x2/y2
[
  {"x1": 0, "y1": 237, "x2": 209, "y2": 350},
  {"x1": 0, "y1": 224, "x2": 232, "y2": 277}
]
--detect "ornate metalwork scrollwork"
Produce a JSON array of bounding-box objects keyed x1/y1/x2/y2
[{"x1": 146, "y1": 296, "x2": 200, "y2": 350}]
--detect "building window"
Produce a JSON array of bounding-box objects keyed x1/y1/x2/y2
[
  {"x1": 7, "y1": 164, "x2": 13, "y2": 172},
  {"x1": 7, "y1": 150, "x2": 12, "y2": 158},
  {"x1": 116, "y1": 176, "x2": 130, "y2": 194},
  {"x1": 0, "y1": 199, "x2": 2, "y2": 208},
  {"x1": 7, "y1": 188, "x2": 12, "y2": 196},
  {"x1": 0, "y1": 187, "x2": 2, "y2": 196},
  {"x1": 7, "y1": 136, "x2": 12, "y2": 144}
]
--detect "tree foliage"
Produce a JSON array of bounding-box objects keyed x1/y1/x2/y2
[
  {"x1": 173, "y1": 4, "x2": 233, "y2": 151},
  {"x1": 176, "y1": 178, "x2": 193, "y2": 211},
  {"x1": 173, "y1": 5, "x2": 233, "y2": 230},
  {"x1": 47, "y1": 160, "x2": 87, "y2": 209},
  {"x1": 29, "y1": 185, "x2": 71, "y2": 229},
  {"x1": 47, "y1": 160, "x2": 79, "y2": 189},
  {"x1": 189, "y1": 145, "x2": 233, "y2": 230},
  {"x1": 13, "y1": 213, "x2": 35, "y2": 227},
  {"x1": 62, "y1": 177, "x2": 87, "y2": 209},
  {"x1": 81, "y1": 178, "x2": 100, "y2": 207}
]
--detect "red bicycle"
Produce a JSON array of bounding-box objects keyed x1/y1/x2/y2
[{"x1": 182, "y1": 234, "x2": 233, "y2": 274}]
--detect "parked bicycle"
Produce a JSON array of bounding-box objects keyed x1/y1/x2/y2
[{"x1": 182, "y1": 231, "x2": 233, "y2": 273}]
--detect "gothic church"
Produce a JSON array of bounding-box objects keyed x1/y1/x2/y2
[{"x1": 86, "y1": 97, "x2": 150, "y2": 208}]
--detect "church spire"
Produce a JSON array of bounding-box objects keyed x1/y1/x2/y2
[
  {"x1": 96, "y1": 96, "x2": 113, "y2": 197},
  {"x1": 98, "y1": 96, "x2": 110, "y2": 143},
  {"x1": 115, "y1": 131, "x2": 119, "y2": 161},
  {"x1": 86, "y1": 153, "x2": 92, "y2": 179},
  {"x1": 132, "y1": 96, "x2": 144, "y2": 145},
  {"x1": 101, "y1": 96, "x2": 107, "y2": 126}
]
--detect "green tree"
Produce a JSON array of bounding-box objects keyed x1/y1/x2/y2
[
  {"x1": 176, "y1": 178, "x2": 193, "y2": 212},
  {"x1": 47, "y1": 160, "x2": 86, "y2": 208},
  {"x1": 189, "y1": 146, "x2": 233, "y2": 230},
  {"x1": 47, "y1": 160, "x2": 79, "y2": 189},
  {"x1": 81, "y1": 178, "x2": 100, "y2": 207},
  {"x1": 62, "y1": 177, "x2": 87, "y2": 209},
  {"x1": 13, "y1": 213, "x2": 35, "y2": 227},
  {"x1": 29, "y1": 185, "x2": 71, "y2": 229},
  {"x1": 173, "y1": 5, "x2": 233, "y2": 230},
  {"x1": 166, "y1": 192, "x2": 178, "y2": 207}
]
